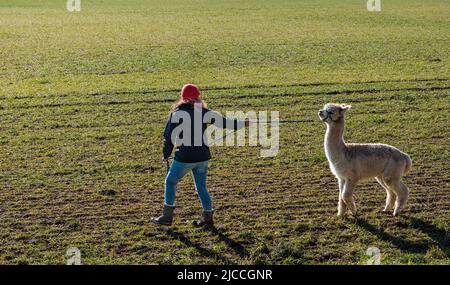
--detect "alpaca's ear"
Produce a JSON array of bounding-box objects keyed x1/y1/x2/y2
[{"x1": 340, "y1": 104, "x2": 352, "y2": 111}]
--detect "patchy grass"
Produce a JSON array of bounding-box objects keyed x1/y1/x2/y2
[{"x1": 0, "y1": 0, "x2": 448, "y2": 264}]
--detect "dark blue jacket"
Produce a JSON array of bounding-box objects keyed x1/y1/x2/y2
[{"x1": 163, "y1": 103, "x2": 245, "y2": 163}]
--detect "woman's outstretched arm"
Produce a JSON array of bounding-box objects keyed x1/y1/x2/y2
[{"x1": 207, "y1": 110, "x2": 247, "y2": 130}]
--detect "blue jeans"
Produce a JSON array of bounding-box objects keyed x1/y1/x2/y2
[{"x1": 164, "y1": 160, "x2": 213, "y2": 211}]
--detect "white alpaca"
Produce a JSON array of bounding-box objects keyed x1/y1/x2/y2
[{"x1": 318, "y1": 103, "x2": 412, "y2": 216}]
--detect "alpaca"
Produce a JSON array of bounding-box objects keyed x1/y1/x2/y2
[{"x1": 318, "y1": 103, "x2": 412, "y2": 216}]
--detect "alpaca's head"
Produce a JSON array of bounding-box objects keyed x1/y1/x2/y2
[{"x1": 318, "y1": 103, "x2": 352, "y2": 124}]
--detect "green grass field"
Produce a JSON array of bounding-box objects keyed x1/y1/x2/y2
[{"x1": 0, "y1": 0, "x2": 449, "y2": 264}]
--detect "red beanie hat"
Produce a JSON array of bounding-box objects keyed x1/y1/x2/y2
[{"x1": 181, "y1": 84, "x2": 201, "y2": 101}]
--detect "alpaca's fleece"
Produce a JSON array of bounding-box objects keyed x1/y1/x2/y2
[{"x1": 318, "y1": 103, "x2": 412, "y2": 216}]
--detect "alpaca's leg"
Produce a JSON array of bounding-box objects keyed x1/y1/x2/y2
[
  {"x1": 342, "y1": 180, "x2": 358, "y2": 215},
  {"x1": 385, "y1": 177, "x2": 409, "y2": 216},
  {"x1": 337, "y1": 178, "x2": 347, "y2": 216},
  {"x1": 393, "y1": 181, "x2": 409, "y2": 216},
  {"x1": 376, "y1": 177, "x2": 396, "y2": 212}
]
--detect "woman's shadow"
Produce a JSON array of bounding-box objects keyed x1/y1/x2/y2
[
  {"x1": 204, "y1": 225, "x2": 249, "y2": 258},
  {"x1": 165, "y1": 225, "x2": 249, "y2": 263},
  {"x1": 353, "y1": 216, "x2": 448, "y2": 257}
]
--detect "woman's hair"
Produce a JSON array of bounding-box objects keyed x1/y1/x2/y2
[{"x1": 170, "y1": 98, "x2": 208, "y2": 114}]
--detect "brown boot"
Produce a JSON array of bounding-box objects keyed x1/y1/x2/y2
[
  {"x1": 151, "y1": 204, "x2": 175, "y2": 226},
  {"x1": 193, "y1": 211, "x2": 214, "y2": 227}
]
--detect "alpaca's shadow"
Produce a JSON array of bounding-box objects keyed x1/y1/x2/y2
[
  {"x1": 409, "y1": 217, "x2": 449, "y2": 255},
  {"x1": 353, "y1": 217, "x2": 449, "y2": 257},
  {"x1": 204, "y1": 225, "x2": 249, "y2": 258}
]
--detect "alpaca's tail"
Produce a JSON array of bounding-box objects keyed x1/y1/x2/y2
[{"x1": 403, "y1": 154, "x2": 412, "y2": 175}]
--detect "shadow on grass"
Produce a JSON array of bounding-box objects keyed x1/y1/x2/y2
[
  {"x1": 409, "y1": 217, "x2": 449, "y2": 257},
  {"x1": 353, "y1": 217, "x2": 449, "y2": 257},
  {"x1": 204, "y1": 225, "x2": 249, "y2": 258},
  {"x1": 165, "y1": 228, "x2": 231, "y2": 264}
]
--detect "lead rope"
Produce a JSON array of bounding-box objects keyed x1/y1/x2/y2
[{"x1": 208, "y1": 119, "x2": 314, "y2": 146}]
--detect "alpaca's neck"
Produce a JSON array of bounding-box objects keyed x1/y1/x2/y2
[{"x1": 324, "y1": 120, "x2": 346, "y2": 162}]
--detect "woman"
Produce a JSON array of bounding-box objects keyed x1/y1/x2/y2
[{"x1": 152, "y1": 84, "x2": 248, "y2": 227}]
